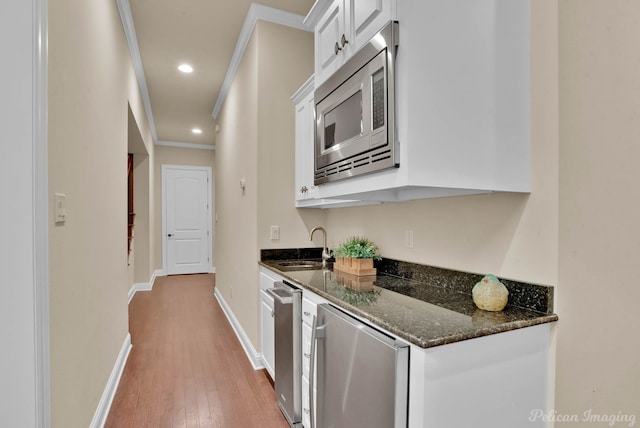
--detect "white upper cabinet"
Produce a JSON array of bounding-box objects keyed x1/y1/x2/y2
[
  {"x1": 293, "y1": 76, "x2": 380, "y2": 208},
  {"x1": 300, "y1": 0, "x2": 531, "y2": 206},
  {"x1": 293, "y1": 76, "x2": 317, "y2": 203},
  {"x1": 314, "y1": 1, "x2": 347, "y2": 85},
  {"x1": 310, "y1": 0, "x2": 395, "y2": 85},
  {"x1": 350, "y1": 0, "x2": 395, "y2": 48}
]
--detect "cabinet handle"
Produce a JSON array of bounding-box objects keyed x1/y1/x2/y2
[
  {"x1": 304, "y1": 353, "x2": 310, "y2": 359},
  {"x1": 304, "y1": 311, "x2": 311, "y2": 316},
  {"x1": 271, "y1": 310, "x2": 274, "y2": 318},
  {"x1": 341, "y1": 33, "x2": 349, "y2": 47},
  {"x1": 334, "y1": 42, "x2": 342, "y2": 55},
  {"x1": 300, "y1": 186, "x2": 308, "y2": 194}
]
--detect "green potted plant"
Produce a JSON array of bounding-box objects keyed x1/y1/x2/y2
[{"x1": 333, "y1": 236, "x2": 381, "y2": 276}]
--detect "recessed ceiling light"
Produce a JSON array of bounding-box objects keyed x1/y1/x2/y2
[
  {"x1": 192, "y1": 128, "x2": 202, "y2": 134},
  {"x1": 178, "y1": 64, "x2": 193, "y2": 73}
]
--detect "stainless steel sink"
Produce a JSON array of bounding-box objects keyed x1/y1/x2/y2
[{"x1": 271, "y1": 260, "x2": 325, "y2": 271}]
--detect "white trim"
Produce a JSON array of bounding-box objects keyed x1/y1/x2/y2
[
  {"x1": 208, "y1": 266, "x2": 216, "y2": 274},
  {"x1": 211, "y1": 3, "x2": 311, "y2": 119},
  {"x1": 128, "y1": 269, "x2": 165, "y2": 303},
  {"x1": 214, "y1": 289, "x2": 264, "y2": 370},
  {"x1": 291, "y1": 74, "x2": 314, "y2": 104},
  {"x1": 162, "y1": 165, "x2": 213, "y2": 275},
  {"x1": 115, "y1": 0, "x2": 159, "y2": 144},
  {"x1": 303, "y1": 0, "x2": 332, "y2": 28},
  {"x1": 127, "y1": 283, "x2": 151, "y2": 304},
  {"x1": 156, "y1": 140, "x2": 216, "y2": 151},
  {"x1": 89, "y1": 334, "x2": 132, "y2": 428},
  {"x1": 34, "y1": 0, "x2": 51, "y2": 425}
]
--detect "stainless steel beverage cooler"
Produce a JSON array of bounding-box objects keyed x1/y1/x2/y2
[{"x1": 310, "y1": 303, "x2": 409, "y2": 428}]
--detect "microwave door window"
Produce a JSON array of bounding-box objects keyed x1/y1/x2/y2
[{"x1": 323, "y1": 90, "x2": 363, "y2": 151}]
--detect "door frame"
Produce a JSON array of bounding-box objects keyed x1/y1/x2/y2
[
  {"x1": 2, "y1": 0, "x2": 50, "y2": 425},
  {"x1": 161, "y1": 164, "x2": 213, "y2": 275}
]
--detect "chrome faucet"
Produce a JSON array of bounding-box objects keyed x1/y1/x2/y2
[{"x1": 309, "y1": 226, "x2": 331, "y2": 267}]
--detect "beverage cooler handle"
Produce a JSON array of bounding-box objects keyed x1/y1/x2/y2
[
  {"x1": 309, "y1": 314, "x2": 325, "y2": 428},
  {"x1": 309, "y1": 315, "x2": 317, "y2": 428}
]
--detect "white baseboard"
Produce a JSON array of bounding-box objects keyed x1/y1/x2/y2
[
  {"x1": 214, "y1": 288, "x2": 264, "y2": 370},
  {"x1": 128, "y1": 269, "x2": 164, "y2": 303},
  {"x1": 89, "y1": 333, "x2": 132, "y2": 428}
]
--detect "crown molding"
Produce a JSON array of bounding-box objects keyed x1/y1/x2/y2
[
  {"x1": 156, "y1": 140, "x2": 216, "y2": 151},
  {"x1": 303, "y1": 0, "x2": 332, "y2": 28},
  {"x1": 116, "y1": 0, "x2": 159, "y2": 144},
  {"x1": 291, "y1": 74, "x2": 315, "y2": 104},
  {"x1": 211, "y1": 3, "x2": 311, "y2": 119}
]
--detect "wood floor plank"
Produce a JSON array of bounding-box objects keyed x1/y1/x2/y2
[{"x1": 105, "y1": 274, "x2": 289, "y2": 428}]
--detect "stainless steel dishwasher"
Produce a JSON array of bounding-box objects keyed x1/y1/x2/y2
[{"x1": 267, "y1": 281, "x2": 302, "y2": 427}]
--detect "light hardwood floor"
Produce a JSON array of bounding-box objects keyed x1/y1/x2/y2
[{"x1": 105, "y1": 274, "x2": 288, "y2": 428}]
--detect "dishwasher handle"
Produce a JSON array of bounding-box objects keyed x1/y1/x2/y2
[{"x1": 266, "y1": 285, "x2": 294, "y2": 304}]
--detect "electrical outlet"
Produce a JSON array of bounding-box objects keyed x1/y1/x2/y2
[
  {"x1": 270, "y1": 225, "x2": 280, "y2": 240},
  {"x1": 405, "y1": 230, "x2": 414, "y2": 249}
]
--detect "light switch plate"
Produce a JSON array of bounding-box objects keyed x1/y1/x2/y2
[
  {"x1": 54, "y1": 193, "x2": 67, "y2": 224},
  {"x1": 270, "y1": 225, "x2": 280, "y2": 240}
]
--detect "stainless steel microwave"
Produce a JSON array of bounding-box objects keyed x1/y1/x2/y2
[{"x1": 314, "y1": 21, "x2": 399, "y2": 185}]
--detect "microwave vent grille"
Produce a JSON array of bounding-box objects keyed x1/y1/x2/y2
[{"x1": 314, "y1": 149, "x2": 395, "y2": 184}]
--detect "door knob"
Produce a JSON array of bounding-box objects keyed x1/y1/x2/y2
[{"x1": 168, "y1": 233, "x2": 173, "y2": 237}]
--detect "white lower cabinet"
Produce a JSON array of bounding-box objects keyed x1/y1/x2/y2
[
  {"x1": 301, "y1": 376, "x2": 311, "y2": 428},
  {"x1": 259, "y1": 290, "x2": 275, "y2": 379},
  {"x1": 259, "y1": 267, "x2": 552, "y2": 428},
  {"x1": 300, "y1": 285, "x2": 551, "y2": 428},
  {"x1": 259, "y1": 268, "x2": 286, "y2": 380}
]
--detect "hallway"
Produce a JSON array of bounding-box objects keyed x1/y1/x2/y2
[{"x1": 105, "y1": 274, "x2": 288, "y2": 427}]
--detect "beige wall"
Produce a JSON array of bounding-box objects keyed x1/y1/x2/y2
[
  {"x1": 556, "y1": 0, "x2": 640, "y2": 420},
  {"x1": 216, "y1": 21, "x2": 318, "y2": 349},
  {"x1": 152, "y1": 145, "x2": 215, "y2": 271},
  {"x1": 257, "y1": 22, "x2": 325, "y2": 250},
  {"x1": 216, "y1": 22, "x2": 260, "y2": 345},
  {"x1": 48, "y1": 0, "x2": 153, "y2": 426}
]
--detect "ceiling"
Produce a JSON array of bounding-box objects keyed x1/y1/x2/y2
[{"x1": 128, "y1": 0, "x2": 315, "y2": 146}]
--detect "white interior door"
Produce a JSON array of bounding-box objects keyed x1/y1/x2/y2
[{"x1": 163, "y1": 166, "x2": 211, "y2": 275}]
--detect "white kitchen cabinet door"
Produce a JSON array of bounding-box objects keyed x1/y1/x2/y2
[
  {"x1": 314, "y1": 1, "x2": 349, "y2": 86},
  {"x1": 313, "y1": 0, "x2": 396, "y2": 86},
  {"x1": 293, "y1": 77, "x2": 317, "y2": 203},
  {"x1": 293, "y1": 76, "x2": 375, "y2": 208},
  {"x1": 349, "y1": 0, "x2": 394, "y2": 48},
  {"x1": 260, "y1": 289, "x2": 275, "y2": 379}
]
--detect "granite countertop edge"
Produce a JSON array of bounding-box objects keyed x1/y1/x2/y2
[{"x1": 259, "y1": 260, "x2": 558, "y2": 349}]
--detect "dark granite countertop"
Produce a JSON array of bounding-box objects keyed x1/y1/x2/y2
[{"x1": 259, "y1": 249, "x2": 558, "y2": 349}]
